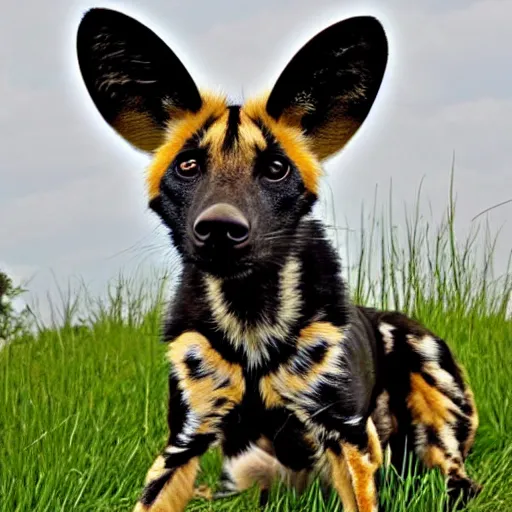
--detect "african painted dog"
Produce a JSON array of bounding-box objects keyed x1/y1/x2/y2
[{"x1": 76, "y1": 8, "x2": 481, "y2": 511}]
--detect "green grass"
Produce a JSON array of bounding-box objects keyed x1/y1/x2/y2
[{"x1": 2, "y1": 180, "x2": 512, "y2": 511}]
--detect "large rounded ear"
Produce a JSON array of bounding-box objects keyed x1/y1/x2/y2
[
  {"x1": 76, "y1": 8, "x2": 202, "y2": 152},
  {"x1": 266, "y1": 16, "x2": 388, "y2": 160}
]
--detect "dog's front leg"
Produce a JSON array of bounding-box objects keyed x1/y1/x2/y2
[
  {"x1": 324, "y1": 417, "x2": 383, "y2": 512},
  {"x1": 133, "y1": 332, "x2": 246, "y2": 512}
]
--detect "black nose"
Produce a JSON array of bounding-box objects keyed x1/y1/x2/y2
[{"x1": 193, "y1": 203, "x2": 250, "y2": 247}]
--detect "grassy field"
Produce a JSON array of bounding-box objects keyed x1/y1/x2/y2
[{"x1": 2, "y1": 186, "x2": 512, "y2": 512}]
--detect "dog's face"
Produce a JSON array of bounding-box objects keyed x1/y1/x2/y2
[{"x1": 76, "y1": 8, "x2": 388, "y2": 279}]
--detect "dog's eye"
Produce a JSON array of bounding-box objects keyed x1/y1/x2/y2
[
  {"x1": 262, "y1": 158, "x2": 291, "y2": 182},
  {"x1": 175, "y1": 156, "x2": 201, "y2": 180}
]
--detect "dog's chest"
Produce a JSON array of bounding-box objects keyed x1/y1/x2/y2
[{"x1": 203, "y1": 258, "x2": 304, "y2": 368}]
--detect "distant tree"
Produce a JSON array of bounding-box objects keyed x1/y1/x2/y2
[{"x1": 0, "y1": 270, "x2": 31, "y2": 342}]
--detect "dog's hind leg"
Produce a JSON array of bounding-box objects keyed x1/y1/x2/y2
[{"x1": 367, "y1": 309, "x2": 482, "y2": 508}]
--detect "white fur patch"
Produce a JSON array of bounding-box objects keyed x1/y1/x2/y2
[
  {"x1": 176, "y1": 409, "x2": 200, "y2": 446},
  {"x1": 378, "y1": 322, "x2": 396, "y2": 355},
  {"x1": 408, "y1": 334, "x2": 439, "y2": 361},
  {"x1": 423, "y1": 361, "x2": 463, "y2": 400},
  {"x1": 438, "y1": 423, "x2": 460, "y2": 459},
  {"x1": 344, "y1": 415, "x2": 364, "y2": 426},
  {"x1": 165, "y1": 445, "x2": 188, "y2": 455}
]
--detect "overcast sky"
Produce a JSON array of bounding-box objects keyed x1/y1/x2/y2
[{"x1": 1, "y1": 0, "x2": 511, "y2": 323}]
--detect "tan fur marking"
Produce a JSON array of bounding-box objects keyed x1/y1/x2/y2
[
  {"x1": 146, "y1": 92, "x2": 227, "y2": 200},
  {"x1": 297, "y1": 321, "x2": 344, "y2": 349},
  {"x1": 420, "y1": 441, "x2": 472, "y2": 490},
  {"x1": 261, "y1": 344, "x2": 345, "y2": 409},
  {"x1": 342, "y1": 447, "x2": 379, "y2": 512},
  {"x1": 414, "y1": 423, "x2": 472, "y2": 490},
  {"x1": 134, "y1": 457, "x2": 200, "y2": 512},
  {"x1": 273, "y1": 373, "x2": 308, "y2": 395},
  {"x1": 114, "y1": 111, "x2": 167, "y2": 152},
  {"x1": 193, "y1": 484, "x2": 213, "y2": 500},
  {"x1": 259, "y1": 322, "x2": 347, "y2": 430},
  {"x1": 462, "y1": 387, "x2": 479, "y2": 457},
  {"x1": 327, "y1": 450, "x2": 358, "y2": 512},
  {"x1": 167, "y1": 332, "x2": 245, "y2": 434},
  {"x1": 422, "y1": 445, "x2": 451, "y2": 472},
  {"x1": 238, "y1": 109, "x2": 268, "y2": 153},
  {"x1": 259, "y1": 376, "x2": 285, "y2": 408},
  {"x1": 307, "y1": 116, "x2": 362, "y2": 161},
  {"x1": 146, "y1": 90, "x2": 323, "y2": 200},
  {"x1": 322, "y1": 421, "x2": 383, "y2": 512},
  {"x1": 366, "y1": 417, "x2": 384, "y2": 467},
  {"x1": 243, "y1": 95, "x2": 323, "y2": 194},
  {"x1": 407, "y1": 373, "x2": 457, "y2": 429},
  {"x1": 144, "y1": 455, "x2": 167, "y2": 485},
  {"x1": 202, "y1": 108, "x2": 266, "y2": 170},
  {"x1": 201, "y1": 109, "x2": 229, "y2": 149}
]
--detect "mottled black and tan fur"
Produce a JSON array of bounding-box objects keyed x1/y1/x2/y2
[{"x1": 76, "y1": 8, "x2": 481, "y2": 511}]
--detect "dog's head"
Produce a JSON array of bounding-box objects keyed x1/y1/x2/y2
[{"x1": 76, "y1": 8, "x2": 388, "y2": 279}]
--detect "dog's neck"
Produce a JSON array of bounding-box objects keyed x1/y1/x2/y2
[{"x1": 165, "y1": 219, "x2": 350, "y2": 368}]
